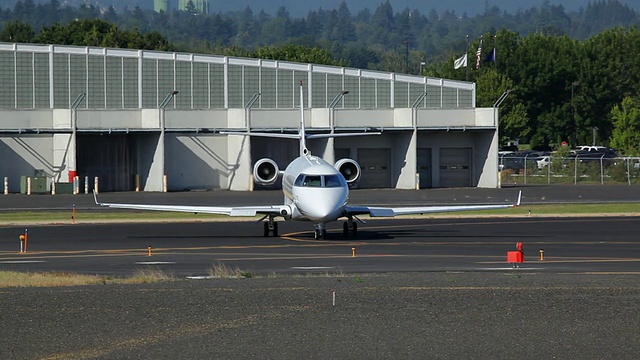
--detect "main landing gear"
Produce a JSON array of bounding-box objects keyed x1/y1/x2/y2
[
  {"x1": 342, "y1": 217, "x2": 358, "y2": 238},
  {"x1": 263, "y1": 216, "x2": 278, "y2": 237},
  {"x1": 314, "y1": 223, "x2": 327, "y2": 240}
]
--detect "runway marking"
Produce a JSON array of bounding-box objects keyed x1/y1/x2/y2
[
  {"x1": 0, "y1": 260, "x2": 46, "y2": 264},
  {"x1": 291, "y1": 266, "x2": 335, "y2": 270},
  {"x1": 135, "y1": 261, "x2": 176, "y2": 265}
]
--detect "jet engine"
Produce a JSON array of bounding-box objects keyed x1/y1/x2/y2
[
  {"x1": 253, "y1": 158, "x2": 280, "y2": 185},
  {"x1": 334, "y1": 158, "x2": 361, "y2": 185}
]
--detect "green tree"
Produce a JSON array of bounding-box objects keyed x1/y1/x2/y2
[
  {"x1": 610, "y1": 96, "x2": 640, "y2": 155},
  {"x1": 0, "y1": 20, "x2": 34, "y2": 42}
]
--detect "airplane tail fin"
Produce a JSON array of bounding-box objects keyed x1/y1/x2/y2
[{"x1": 298, "y1": 79, "x2": 308, "y2": 156}]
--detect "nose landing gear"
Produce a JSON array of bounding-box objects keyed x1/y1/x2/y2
[
  {"x1": 263, "y1": 216, "x2": 279, "y2": 237},
  {"x1": 342, "y1": 218, "x2": 358, "y2": 238},
  {"x1": 314, "y1": 223, "x2": 327, "y2": 240}
]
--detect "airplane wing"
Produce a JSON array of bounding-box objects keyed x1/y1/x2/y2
[
  {"x1": 345, "y1": 191, "x2": 521, "y2": 217},
  {"x1": 93, "y1": 192, "x2": 283, "y2": 217}
]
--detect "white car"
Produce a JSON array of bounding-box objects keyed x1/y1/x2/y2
[{"x1": 537, "y1": 156, "x2": 551, "y2": 169}]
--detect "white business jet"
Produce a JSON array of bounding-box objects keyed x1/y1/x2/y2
[{"x1": 95, "y1": 81, "x2": 521, "y2": 240}]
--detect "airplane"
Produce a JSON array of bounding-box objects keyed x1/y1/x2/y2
[{"x1": 94, "y1": 80, "x2": 521, "y2": 240}]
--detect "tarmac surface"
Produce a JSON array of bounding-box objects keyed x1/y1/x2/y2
[{"x1": 2, "y1": 185, "x2": 640, "y2": 359}]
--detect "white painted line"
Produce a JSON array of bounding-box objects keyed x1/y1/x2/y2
[
  {"x1": 186, "y1": 276, "x2": 214, "y2": 280},
  {"x1": 291, "y1": 266, "x2": 335, "y2": 270},
  {"x1": 135, "y1": 261, "x2": 177, "y2": 265},
  {"x1": 0, "y1": 260, "x2": 46, "y2": 264},
  {"x1": 482, "y1": 267, "x2": 545, "y2": 271}
]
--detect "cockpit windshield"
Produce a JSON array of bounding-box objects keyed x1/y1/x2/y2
[{"x1": 294, "y1": 174, "x2": 346, "y2": 188}]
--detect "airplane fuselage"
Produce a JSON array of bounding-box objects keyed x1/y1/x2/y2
[{"x1": 281, "y1": 154, "x2": 349, "y2": 223}]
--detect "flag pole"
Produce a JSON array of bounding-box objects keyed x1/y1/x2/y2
[
  {"x1": 494, "y1": 34, "x2": 497, "y2": 69},
  {"x1": 466, "y1": 34, "x2": 469, "y2": 81}
]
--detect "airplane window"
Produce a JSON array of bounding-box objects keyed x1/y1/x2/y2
[
  {"x1": 324, "y1": 174, "x2": 343, "y2": 188},
  {"x1": 302, "y1": 175, "x2": 322, "y2": 187},
  {"x1": 294, "y1": 174, "x2": 305, "y2": 187}
]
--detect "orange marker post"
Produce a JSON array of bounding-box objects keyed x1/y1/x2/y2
[
  {"x1": 351, "y1": 247, "x2": 356, "y2": 258},
  {"x1": 148, "y1": 245, "x2": 152, "y2": 257},
  {"x1": 71, "y1": 204, "x2": 76, "y2": 224},
  {"x1": 539, "y1": 249, "x2": 544, "y2": 261},
  {"x1": 23, "y1": 229, "x2": 28, "y2": 253},
  {"x1": 19, "y1": 234, "x2": 25, "y2": 253}
]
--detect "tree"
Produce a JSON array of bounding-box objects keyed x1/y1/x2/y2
[
  {"x1": 0, "y1": 20, "x2": 34, "y2": 42},
  {"x1": 610, "y1": 96, "x2": 640, "y2": 155}
]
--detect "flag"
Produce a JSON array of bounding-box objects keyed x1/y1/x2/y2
[
  {"x1": 475, "y1": 38, "x2": 483, "y2": 69},
  {"x1": 484, "y1": 48, "x2": 496, "y2": 63},
  {"x1": 454, "y1": 54, "x2": 467, "y2": 69}
]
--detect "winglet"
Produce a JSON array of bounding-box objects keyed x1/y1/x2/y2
[
  {"x1": 515, "y1": 190, "x2": 522, "y2": 207},
  {"x1": 93, "y1": 190, "x2": 100, "y2": 205}
]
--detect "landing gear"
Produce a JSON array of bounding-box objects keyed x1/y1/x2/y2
[
  {"x1": 263, "y1": 216, "x2": 278, "y2": 237},
  {"x1": 342, "y1": 218, "x2": 358, "y2": 238},
  {"x1": 314, "y1": 223, "x2": 327, "y2": 240}
]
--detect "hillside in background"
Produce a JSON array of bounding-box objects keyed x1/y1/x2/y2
[{"x1": 1, "y1": 0, "x2": 639, "y2": 16}]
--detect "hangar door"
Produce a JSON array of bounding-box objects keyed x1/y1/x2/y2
[
  {"x1": 358, "y1": 148, "x2": 390, "y2": 188},
  {"x1": 417, "y1": 148, "x2": 432, "y2": 188},
  {"x1": 77, "y1": 134, "x2": 136, "y2": 192},
  {"x1": 439, "y1": 148, "x2": 471, "y2": 187}
]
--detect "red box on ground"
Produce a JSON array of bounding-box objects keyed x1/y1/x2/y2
[{"x1": 507, "y1": 251, "x2": 524, "y2": 263}]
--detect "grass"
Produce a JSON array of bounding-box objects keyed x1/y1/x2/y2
[
  {"x1": 0, "y1": 210, "x2": 231, "y2": 224},
  {"x1": 1, "y1": 202, "x2": 640, "y2": 225},
  {"x1": 208, "y1": 262, "x2": 252, "y2": 278},
  {"x1": 0, "y1": 268, "x2": 176, "y2": 288},
  {"x1": 453, "y1": 202, "x2": 640, "y2": 216}
]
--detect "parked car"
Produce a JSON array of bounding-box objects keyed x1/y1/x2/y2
[
  {"x1": 537, "y1": 156, "x2": 551, "y2": 169},
  {"x1": 573, "y1": 151, "x2": 618, "y2": 166}
]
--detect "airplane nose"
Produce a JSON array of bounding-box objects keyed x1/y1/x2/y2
[{"x1": 297, "y1": 190, "x2": 345, "y2": 221}]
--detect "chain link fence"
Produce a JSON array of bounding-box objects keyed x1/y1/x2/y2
[{"x1": 499, "y1": 155, "x2": 640, "y2": 185}]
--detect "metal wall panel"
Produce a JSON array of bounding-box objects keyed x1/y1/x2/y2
[
  {"x1": 417, "y1": 147, "x2": 432, "y2": 188},
  {"x1": 439, "y1": 147, "x2": 471, "y2": 187},
  {"x1": 357, "y1": 148, "x2": 390, "y2": 188}
]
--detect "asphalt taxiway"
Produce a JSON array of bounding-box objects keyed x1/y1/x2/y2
[{"x1": 2, "y1": 216, "x2": 640, "y2": 276}]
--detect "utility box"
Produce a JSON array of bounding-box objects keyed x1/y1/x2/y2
[
  {"x1": 31, "y1": 177, "x2": 47, "y2": 194},
  {"x1": 19, "y1": 175, "x2": 27, "y2": 194},
  {"x1": 55, "y1": 182, "x2": 74, "y2": 194},
  {"x1": 20, "y1": 175, "x2": 48, "y2": 194}
]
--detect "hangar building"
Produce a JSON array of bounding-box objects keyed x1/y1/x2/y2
[{"x1": 0, "y1": 43, "x2": 501, "y2": 193}]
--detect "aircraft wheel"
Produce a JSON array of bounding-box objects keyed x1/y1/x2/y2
[
  {"x1": 322, "y1": 229, "x2": 327, "y2": 239},
  {"x1": 273, "y1": 222, "x2": 278, "y2": 237},
  {"x1": 352, "y1": 222, "x2": 358, "y2": 237},
  {"x1": 263, "y1": 222, "x2": 269, "y2": 237},
  {"x1": 343, "y1": 222, "x2": 349, "y2": 237},
  {"x1": 314, "y1": 230, "x2": 320, "y2": 240}
]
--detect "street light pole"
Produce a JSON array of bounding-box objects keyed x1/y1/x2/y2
[
  {"x1": 571, "y1": 81, "x2": 580, "y2": 146},
  {"x1": 402, "y1": 40, "x2": 409, "y2": 73},
  {"x1": 329, "y1": 90, "x2": 349, "y2": 132}
]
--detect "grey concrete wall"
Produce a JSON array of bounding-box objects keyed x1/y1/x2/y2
[
  {"x1": 0, "y1": 134, "x2": 53, "y2": 193},
  {"x1": 77, "y1": 110, "x2": 144, "y2": 129},
  {"x1": 165, "y1": 110, "x2": 228, "y2": 129},
  {"x1": 334, "y1": 110, "x2": 395, "y2": 128},
  {"x1": 136, "y1": 133, "x2": 163, "y2": 191},
  {"x1": 391, "y1": 131, "x2": 417, "y2": 189},
  {"x1": 165, "y1": 134, "x2": 229, "y2": 191},
  {"x1": 0, "y1": 110, "x2": 56, "y2": 130},
  {"x1": 475, "y1": 130, "x2": 499, "y2": 188},
  {"x1": 227, "y1": 134, "x2": 251, "y2": 191},
  {"x1": 417, "y1": 109, "x2": 477, "y2": 128}
]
